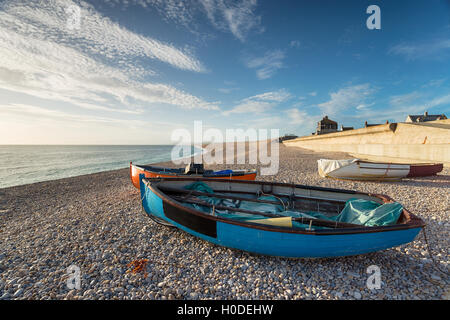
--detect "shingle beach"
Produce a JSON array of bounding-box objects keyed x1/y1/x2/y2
[{"x1": 0, "y1": 144, "x2": 448, "y2": 300}]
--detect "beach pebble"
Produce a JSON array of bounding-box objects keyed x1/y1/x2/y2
[
  {"x1": 430, "y1": 274, "x2": 441, "y2": 281},
  {"x1": 0, "y1": 293, "x2": 10, "y2": 300},
  {"x1": 189, "y1": 292, "x2": 199, "y2": 299},
  {"x1": 13, "y1": 288, "x2": 23, "y2": 298},
  {"x1": 0, "y1": 144, "x2": 448, "y2": 300}
]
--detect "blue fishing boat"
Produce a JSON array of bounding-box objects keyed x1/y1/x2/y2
[{"x1": 139, "y1": 176, "x2": 425, "y2": 258}]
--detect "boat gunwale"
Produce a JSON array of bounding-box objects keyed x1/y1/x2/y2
[
  {"x1": 143, "y1": 177, "x2": 425, "y2": 236},
  {"x1": 131, "y1": 162, "x2": 257, "y2": 177},
  {"x1": 320, "y1": 159, "x2": 444, "y2": 166},
  {"x1": 355, "y1": 160, "x2": 443, "y2": 167},
  {"x1": 357, "y1": 165, "x2": 410, "y2": 171}
]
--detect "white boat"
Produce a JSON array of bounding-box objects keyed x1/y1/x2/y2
[{"x1": 317, "y1": 159, "x2": 410, "y2": 181}]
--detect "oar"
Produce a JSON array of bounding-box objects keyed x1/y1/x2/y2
[
  {"x1": 159, "y1": 185, "x2": 288, "y2": 207},
  {"x1": 158, "y1": 185, "x2": 345, "y2": 214},
  {"x1": 170, "y1": 195, "x2": 362, "y2": 229}
]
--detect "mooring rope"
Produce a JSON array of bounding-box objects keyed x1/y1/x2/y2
[
  {"x1": 422, "y1": 226, "x2": 449, "y2": 276},
  {"x1": 140, "y1": 183, "x2": 174, "y2": 227}
]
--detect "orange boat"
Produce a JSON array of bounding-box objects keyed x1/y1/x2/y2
[{"x1": 130, "y1": 162, "x2": 257, "y2": 189}]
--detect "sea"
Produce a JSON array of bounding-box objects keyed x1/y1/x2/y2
[{"x1": 0, "y1": 145, "x2": 201, "y2": 189}]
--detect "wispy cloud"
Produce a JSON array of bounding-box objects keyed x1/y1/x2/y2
[
  {"x1": 289, "y1": 40, "x2": 300, "y2": 48},
  {"x1": 2, "y1": 0, "x2": 206, "y2": 73},
  {"x1": 244, "y1": 115, "x2": 283, "y2": 128},
  {"x1": 139, "y1": 0, "x2": 195, "y2": 28},
  {"x1": 199, "y1": 0, "x2": 262, "y2": 41},
  {"x1": 218, "y1": 87, "x2": 238, "y2": 94},
  {"x1": 387, "y1": 90, "x2": 450, "y2": 116},
  {"x1": 285, "y1": 108, "x2": 309, "y2": 125},
  {"x1": 388, "y1": 38, "x2": 450, "y2": 60},
  {"x1": 355, "y1": 103, "x2": 374, "y2": 111},
  {"x1": 389, "y1": 91, "x2": 422, "y2": 107},
  {"x1": 0, "y1": 103, "x2": 145, "y2": 126},
  {"x1": 102, "y1": 0, "x2": 263, "y2": 42},
  {"x1": 223, "y1": 89, "x2": 291, "y2": 115},
  {"x1": 317, "y1": 84, "x2": 375, "y2": 116},
  {"x1": 338, "y1": 26, "x2": 361, "y2": 45},
  {"x1": 426, "y1": 94, "x2": 450, "y2": 108},
  {"x1": 348, "y1": 92, "x2": 450, "y2": 123},
  {"x1": 218, "y1": 81, "x2": 239, "y2": 94},
  {"x1": 248, "y1": 90, "x2": 292, "y2": 102},
  {"x1": 282, "y1": 108, "x2": 319, "y2": 136},
  {"x1": 422, "y1": 78, "x2": 446, "y2": 88},
  {"x1": 245, "y1": 50, "x2": 285, "y2": 80},
  {"x1": 0, "y1": 0, "x2": 220, "y2": 115},
  {"x1": 104, "y1": 0, "x2": 200, "y2": 36},
  {"x1": 0, "y1": 102, "x2": 189, "y2": 144}
]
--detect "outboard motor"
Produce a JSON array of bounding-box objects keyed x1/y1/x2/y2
[{"x1": 184, "y1": 163, "x2": 205, "y2": 174}]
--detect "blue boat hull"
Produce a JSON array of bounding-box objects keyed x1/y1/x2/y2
[{"x1": 140, "y1": 178, "x2": 422, "y2": 258}]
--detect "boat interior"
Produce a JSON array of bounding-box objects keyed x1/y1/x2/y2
[
  {"x1": 146, "y1": 178, "x2": 415, "y2": 231},
  {"x1": 136, "y1": 163, "x2": 253, "y2": 176}
]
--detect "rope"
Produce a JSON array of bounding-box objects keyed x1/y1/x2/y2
[
  {"x1": 422, "y1": 226, "x2": 449, "y2": 276},
  {"x1": 180, "y1": 188, "x2": 195, "y2": 201},
  {"x1": 140, "y1": 183, "x2": 174, "y2": 227},
  {"x1": 383, "y1": 163, "x2": 390, "y2": 178},
  {"x1": 257, "y1": 190, "x2": 286, "y2": 211}
]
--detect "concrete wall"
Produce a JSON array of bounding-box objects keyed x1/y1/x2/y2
[{"x1": 283, "y1": 119, "x2": 450, "y2": 166}]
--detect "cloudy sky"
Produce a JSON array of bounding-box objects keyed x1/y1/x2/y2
[{"x1": 1, "y1": 0, "x2": 449, "y2": 144}]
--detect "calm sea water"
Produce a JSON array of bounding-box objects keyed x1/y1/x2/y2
[{"x1": 0, "y1": 145, "x2": 199, "y2": 189}]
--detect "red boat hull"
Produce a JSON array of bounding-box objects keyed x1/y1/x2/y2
[{"x1": 407, "y1": 163, "x2": 443, "y2": 177}]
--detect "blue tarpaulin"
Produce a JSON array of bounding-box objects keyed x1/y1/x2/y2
[{"x1": 211, "y1": 170, "x2": 233, "y2": 175}]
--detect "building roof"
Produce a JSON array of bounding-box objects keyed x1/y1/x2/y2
[
  {"x1": 406, "y1": 112, "x2": 447, "y2": 122},
  {"x1": 318, "y1": 116, "x2": 337, "y2": 124}
]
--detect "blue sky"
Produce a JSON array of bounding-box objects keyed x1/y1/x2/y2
[{"x1": 0, "y1": 0, "x2": 449, "y2": 144}]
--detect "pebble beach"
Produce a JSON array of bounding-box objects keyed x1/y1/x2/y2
[{"x1": 0, "y1": 143, "x2": 448, "y2": 300}]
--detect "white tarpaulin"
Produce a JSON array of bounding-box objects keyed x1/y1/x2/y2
[
  {"x1": 317, "y1": 159, "x2": 358, "y2": 177},
  {"x1": 317, "y1": 159, "x2": 410, "y2": 180}
]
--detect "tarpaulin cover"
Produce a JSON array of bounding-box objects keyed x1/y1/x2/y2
[
  {"x1": 211, "y1": 170, "x2": 233, "y2": 175},
  {"x1": 184, "y1": 181, "x2": 214, "y2": 194},
  {"x1": 181, "y1": 182, "x2": 402, "y2": 228},
  {"x1": 304, "y1": 198, "x2": 403, "y2": 227},
  {"x1": 317, "y1": 159, "x2": 358, "y2": 177}
]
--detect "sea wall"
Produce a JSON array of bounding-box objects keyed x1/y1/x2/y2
[{"x1": 283, "y1": 119, "x2": 450, "y2": 166}]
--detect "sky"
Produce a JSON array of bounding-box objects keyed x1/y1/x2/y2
[{"x1": 0, "y1": 0, "x2": 449, "y2": 144}]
